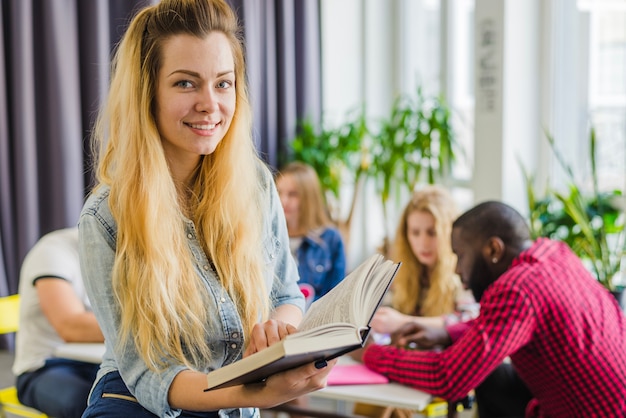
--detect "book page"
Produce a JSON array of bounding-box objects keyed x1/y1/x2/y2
[
  {"x1": 360, "y1": 262, "x2": 400, "y2": 325},
  {"x1": 297, "y1": 254, "x2": 396, "y2": 333}
]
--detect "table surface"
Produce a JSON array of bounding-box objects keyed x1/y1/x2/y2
[
  {"x1": 54, "y1": 342, "x2": 105, "y2": 364},
  {"x1": 311, "y1": 356, "x2": 432, "y2": 411},
  {"x1": 54, "y1": 343, "x2": 432, "y2": 412},
  {"x1": 312, "y1": 381, "x2": 432, "y2": 411}
]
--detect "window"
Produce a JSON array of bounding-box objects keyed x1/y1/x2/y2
[
  {"x1": 587, "y1": 4, "x2": 626, "y2": 192},
  {"x1": 552, "y1": 0, "x2": 626, "y2": 193}
]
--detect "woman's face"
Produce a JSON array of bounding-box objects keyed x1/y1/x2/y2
[
  {"x1": 155, "y1": 32, "x2": 236, "y2": 179},
  {"x1": 406, "y1": 210, "x2": 439, "y2": 269},
  {"x1": 276, "y1": 174, "x2": 300, "y2": 231}
]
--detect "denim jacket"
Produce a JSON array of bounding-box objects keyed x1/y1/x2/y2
[
  {"x1": 296, "y1": 227, "x2": 346, "y2": 301},
  {"x1": 78, "y1": 171, "x2": 304, "y2": 418}
]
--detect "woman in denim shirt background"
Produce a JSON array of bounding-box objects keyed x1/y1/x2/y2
[
  {"x1": 275, "y1": 162, "x2": 347, "y2": 305},
  {"x1": 274, "y1": 162, "x2": 346, "y2": 418},
  {"x1": 78, "y1": 1, "x2": 335, "y2": 417}
]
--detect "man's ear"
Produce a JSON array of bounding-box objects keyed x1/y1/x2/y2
[{"x1": 482, "y1": 236, "x2": 505, "y2": 264}]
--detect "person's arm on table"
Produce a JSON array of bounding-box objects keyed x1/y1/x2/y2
[
  {"x1": 37, "y1": 279, "x2": 104, "y2": 342},
  {"x1": 389, "y1": 318, "x2": 477, "y2": 349},
  {"x1": 371, "y1": 307, "x2": 446, "y2": 335},
  {"x1": 363, "y1": 287, "x2": 535, "y2": 401},
  {"x1": 445, "y1": 320, "x2": 474, "y2": 343}
]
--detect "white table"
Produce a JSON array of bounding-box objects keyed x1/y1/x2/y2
[
  {"x1": 266, "y1": 356, "x2": 435, "y2": 417},
  {"x1": 54, "y1": 343, "x2": 105, "y2": 364},
  {"x1": 312, "y1": 381, "x2": 431, "y2": 411},
  {"x1": 54, "y1": 344, "x2": 437, "y2": 416}
]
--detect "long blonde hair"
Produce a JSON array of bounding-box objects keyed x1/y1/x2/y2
[
  {"x1": 91, "y1": 0, "x2": 268, "y2": 371},
  {"x1": 276, "y1": 162, "x2": 332, "y2": 236},
  {"x1": 391, "y1": 185, "x2": 460, "y2": 316}
]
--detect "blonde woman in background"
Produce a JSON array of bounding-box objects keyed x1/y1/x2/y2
[
  {"x1": 275, "y1": 162, "x2": 346, "y2": 305},
  {"x1": 355, "y1": 185, "x2": 476, "y2": 418},
  {"x1": 371, "y1": 185, "x2": 477, "y2": 336},
  {"x1": 78, "y1": 1, "x2": 335, "y2": 417}
]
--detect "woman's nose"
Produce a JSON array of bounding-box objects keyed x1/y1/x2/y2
[{"x1": 196, "y1": 88, "x2": 219, "y2": 113}]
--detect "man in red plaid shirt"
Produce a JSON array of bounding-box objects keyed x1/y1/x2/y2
[{"x1": 362, "y1": 201, "x2": 626, "y2": 417}]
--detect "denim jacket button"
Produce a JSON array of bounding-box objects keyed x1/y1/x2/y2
[
  {"x1": 232, "y1": 333, "x2": 239, "y2": 339},
  {"x1": 315, "y1": 264, "x2": 324, "y2": 272},
  {"x1": 203, "y1": 264, "x2": 210, "y2": 270},
  {"x1": 220, "y1": 297, "x2": 226, "y2": 303},
  {"x1": 187, "y1": 233, "x2": 193, "y2": 239},
  {"x1": 231, "y1": 343, "x2": 237, "y2": 349}
]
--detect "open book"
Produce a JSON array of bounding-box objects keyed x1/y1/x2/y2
[{"x1": 204, "y1": 253, "x2": 401, "y2": 391}]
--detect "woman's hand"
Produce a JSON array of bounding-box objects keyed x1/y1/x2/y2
[
  {"x1": 244, "y1": 319, "x2": 297, "y2": 357},
  {"x1": 390, "y1": 321, "x2": 451, "y2": 349},
  {"x1": 169, "y1": 357, "x2": 336, "y2": 411},
  {"x1": 370, "y1": 306, "x2": 409, "y2": 334},
  {"x1": 246, "y1": 358, "x2": 338, "y2": 409}
]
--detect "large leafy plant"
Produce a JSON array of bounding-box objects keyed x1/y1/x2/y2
[
  {"x1": 286, "y1": 111, "x2": 370, "y2": 246},
  {"x1": 369, "y1": 88, "x2": 457, "y2": 241},
  {"x1": 287, "y1": 87, "x2": 459, "y2": 252},
  {"x1": 524, "y1": 129, "x2": 626, "y2": 291}
]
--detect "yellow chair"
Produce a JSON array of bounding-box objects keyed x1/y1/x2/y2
[{"x1": 0, "y1": 294, "x2": 48, "y2": 418}]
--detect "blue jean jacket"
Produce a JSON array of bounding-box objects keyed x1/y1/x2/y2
[
  {"x1": 296, "y1": 227, "x2": 346, "y2": 301},
  {"x1": 78, "y1": 170, "x2": 304, "y2": 418}
]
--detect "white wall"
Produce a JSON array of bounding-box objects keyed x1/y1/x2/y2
[
  {"x1": 473, "y1": 0, "x2": 542, "y2": 212},
  {"x1": 320, "y1": 0, "x2": 546, "y2": 266},
  {"x1": 321, "y1": 0, "x2": 400, "y2": 269}
]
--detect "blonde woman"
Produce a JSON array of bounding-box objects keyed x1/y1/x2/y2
[
  {"x1": 371, "y1": 185, "x2": 477, "y2": 335},
  {"x1": 275, "y1": 162, "x2": 346, "y2": 304},
  {"x1": 78, "y1": 1, "x2": 335, "y2": 417}
]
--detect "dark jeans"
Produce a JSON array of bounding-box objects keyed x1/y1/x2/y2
[
  {"x1": 82, "y1": 370, "x2": 219, "y2": 418},
  {"x1": 474, "y1": 362, "x2": 533, "y2": 418},
  {"x1": 17, "y1": 358, "x2": 100, "y2": 418}
]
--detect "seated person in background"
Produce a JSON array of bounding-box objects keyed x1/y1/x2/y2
[
  {"x1": 12, "y1": 227, "x2": 104, "y2": 418},
  {"x1": 275, "y1": 161, "x2": 347, "y2": 417},
  {"x1": 275, "y1": 161, "x2": 346, "y2": 305},
  {"x1": 360, "y1": 201, "x2": 626, "y2": 417},
  {"x1": 371, "y1": 185, "x2": 477, "y2": 338},
  {"x1": 357, "y1": 185, "x2": 476, "y2": 418}
]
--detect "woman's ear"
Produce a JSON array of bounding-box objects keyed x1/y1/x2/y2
[{"x1": 482, "y1": 236, "x2": 505, "y2": 264}]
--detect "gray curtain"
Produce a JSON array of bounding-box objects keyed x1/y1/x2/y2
[
  {"x1": 0, "y1": 0, "x2": 321, "y2": 348},
  {"x1": 230, "y1": 0, "x2": 322, "y2": 167}
]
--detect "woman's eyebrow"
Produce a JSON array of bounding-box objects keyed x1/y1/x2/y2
[{"x1": 167, "y1": 69, "x2": 234, "y2": 78}]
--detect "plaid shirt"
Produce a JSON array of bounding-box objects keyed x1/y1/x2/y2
[{"x1": 364, "y1": 239, "x2": 626, "y2": 417}]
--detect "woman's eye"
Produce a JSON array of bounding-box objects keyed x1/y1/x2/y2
[
  {"x1": 175, "y1": 80, "x2": 194, "y2": 89},
  {"x1": 217, "y1": 79, "x2": 233, "y2": 89}
]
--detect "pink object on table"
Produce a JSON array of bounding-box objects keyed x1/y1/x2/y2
[
  {"x1": 299, "y1": 283, "x2": 315, "y2": 310},
  {"x1": 326, "y1": 363, "x2": 389, "y2": 385}
]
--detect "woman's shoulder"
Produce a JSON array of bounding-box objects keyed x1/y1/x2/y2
[
  {"x1": 309, "y1": 226, "x2": 340, "y2": 238},
  {"x1": 308, "y1": 227, "x2": 344, "y2": 247},
  {"x1": 320, "y1": 226, "x2": 342, "y2": 238},
  {"x1": 80, "y1": 185, "x2": 115, "y2": 226},
  {"x1": 255, "y1": 159, "x2": 273, "y2": 190}
]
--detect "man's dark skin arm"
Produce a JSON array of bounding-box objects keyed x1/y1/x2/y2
[
  {"x1": 390, "y1": 321, "x2": 452, "y2": 349},
  {"x1": 350, "y1": 321, "x2": 453, "y2": 363}
]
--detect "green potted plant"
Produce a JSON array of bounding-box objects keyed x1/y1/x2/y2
[
  {"x1": 286, "y1": 87, "x2": 459, "y2": 255},
  {"x1": 523, "y1": 129, "x2": 626, "y2": 303},
  {"x1": 286, "y1": 110, "x2": 370, "y2": 247},
  {"x1": 369, "y1": 87, "x2": 458, "y2": 252}
]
